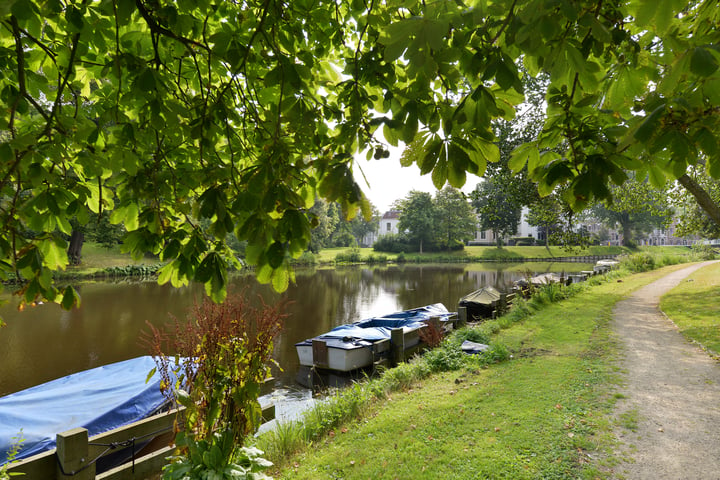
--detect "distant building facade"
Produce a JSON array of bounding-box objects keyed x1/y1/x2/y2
[{"x1": 469, "y1": 208, "x2": 539, "y2": 246}]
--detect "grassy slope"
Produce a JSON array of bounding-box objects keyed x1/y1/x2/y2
[
  {"x1": 318, "y1": 245, "x2": 690, "y2": 263},
  {"x1": 660, "y1": 261, "x2": 720, "y2": 355},
  {"x1": 277, "y1": 265, "x2": 692, "y2": 479}
]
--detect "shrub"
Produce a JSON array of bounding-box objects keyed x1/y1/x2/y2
[
  {"x1": 690, "y1": 243, "x2": 717, "y2": 261},
  {"x1": 335, "y1": 248, "x2": 362, "y2": 263},
  {"x1": 454, "y1": 326, "x2": 491, "y2": 345},
  {"x1": 293, "y1": 251, "x2": 318, "y2": 265},
  {"x1": 143, "y1": 293, "x2": 284, "y2": 476},
  {"x1": 364, "y1": 254, "x2": 388, "y2": 264},
  {"x1": 621, "y1": 252, "x2": 656, "y2": 272}
]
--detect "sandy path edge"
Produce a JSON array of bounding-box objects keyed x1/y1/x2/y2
[{"x1": 610, "y1": 261, "x2": 720, "y2": 480}]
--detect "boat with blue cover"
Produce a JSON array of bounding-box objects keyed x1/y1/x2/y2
[
  {"x1": 295, "y1": 303, "x2": 454, "y2": 372},
  {"x1": 0, "y1": 356, "x2": 171, "y2": 466}
]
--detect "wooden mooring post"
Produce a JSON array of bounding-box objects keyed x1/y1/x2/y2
[
  {"x1": 457, "y1": 306, "x2": 467, "y2": 327},
  {"x1": 390, "y1": 328, "x2": 405, "y2": 366},
  {"x1": 57, "y1": 428, "x2": 94, "y2": 479}
]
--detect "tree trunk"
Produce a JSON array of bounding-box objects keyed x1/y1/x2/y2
[
  {"x1": 677, "y1": 174, "x2": 720, "y2": 226},
  {"x1": 67, "y1": 229, "x2": 85, "y2": 265},
  {"x1": 620, "y1": 214, "x2": 633, "y2": 247}
]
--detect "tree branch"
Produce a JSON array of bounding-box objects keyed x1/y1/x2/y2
[{"x1": 677, "y1": 173, "x2": 720, "y2": 226}]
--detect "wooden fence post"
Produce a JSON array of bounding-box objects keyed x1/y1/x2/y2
[{"x1": 56, "y1": 428, "x2": 95, "y2": 480}]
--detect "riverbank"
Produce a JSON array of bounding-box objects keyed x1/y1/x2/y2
[
  {"x1": 258, "y1": 256, "x2": 719, "y2": 479},
  {"x1": 7, "y1": 243, "x2": 690, "y2": 284}
]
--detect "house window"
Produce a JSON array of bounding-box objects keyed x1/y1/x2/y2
[
  {"x1": 386, "y1": 222, "x2": 391, "y2": 232},
  {"x1": 480, "y1": 231, "x2": 486, "y2": 239}
]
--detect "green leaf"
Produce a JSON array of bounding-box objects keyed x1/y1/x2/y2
[
  {"x1": 0, "y1": 143, "x2": 12, "y2": 163},
  {"x1": 110, "y1": 203, "x2": 139, "y2": 231},
  {"x1": 690, "y1": 47, "x2": 719, "y2": 77},
  {"x1": 267, "y1": 242, "x2": 285, "y2": 269},
  {"x1": 648, "y1": 166, "x2": 667, "y2": 188},
  {"x1": 61, "y1": 286, "x2": 80, "y2": 310},
  {"x1": 634, "y1": 105, "x2": 665, "y2": 142},
  {"x1": 145, "y1": 367, "x2": 157, "y2": 384},
  {"x1": 474, "y1": 138, "x2": 500, "y2": 165},
  {"x1": 431, "y1": 158, "x2": 447, "y2": 189},
  {"x1": 272, "y1": 266, "x2": 290, "y2": 292},
  {"x1": 37, "y1": 238, "x2": 68, "y2": 271}
]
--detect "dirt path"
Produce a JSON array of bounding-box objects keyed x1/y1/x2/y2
[{"x1": 611, "y1": 261, "x2": 720, "y2": 480}]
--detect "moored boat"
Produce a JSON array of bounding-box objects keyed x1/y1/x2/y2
[
  {"x1": 0, "y1": 356, "x2": 172, "y2": 466},
  {"x1": 458, "y1": 286, "x2": 513, "y2": 321},
  {"x1": 295, "y1": 303, "x2": 454, "y2": 372}
]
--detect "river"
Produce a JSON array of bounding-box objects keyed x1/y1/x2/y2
[{"x1": 0, "y1": 262, "x2": 591, "y2": 421}]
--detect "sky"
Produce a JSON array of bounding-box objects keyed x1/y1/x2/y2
[{"x1": 352, "y1": 145, "x2": 482, "y2": 214}]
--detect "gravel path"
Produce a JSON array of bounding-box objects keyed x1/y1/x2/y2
[{"x1": 611, "y1": 261, "x2": 720, "y2": 480}]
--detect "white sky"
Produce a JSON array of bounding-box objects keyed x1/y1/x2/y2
[{"x1": 352, "y1": 145, "x2": 482, "y2": 214}]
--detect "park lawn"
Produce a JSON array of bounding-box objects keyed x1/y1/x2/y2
[
  {"x1": 64, "y1": 242, "x2": 157, "y2": 275},
  {"x1": 318, "y1": 245, "x2": 640, "y2": 263},
  {"x1": 277, "y1": 264, "x2": 691, "y2": 479},
  {"x1": 660, "y1": 261, "x2": 720, "y2": 355}
]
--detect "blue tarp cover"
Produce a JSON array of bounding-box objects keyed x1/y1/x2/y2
[
  {"x1": 317, "y1": 303, "x2": 451, "y2": 342},
  {"x1": 0, "y1": 356, "x2": 168, "y2": 464}
]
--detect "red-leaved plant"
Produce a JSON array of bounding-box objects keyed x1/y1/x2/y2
[{"x1": 143, "y1": 291, "x2": 285, "y2": 448}]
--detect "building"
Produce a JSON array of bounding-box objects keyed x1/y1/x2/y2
[
  {"x1": 379, "y1": 210, "x2": 401, "y2": 237},
  {"x1": 468, "y1": 208, "x2": 539, "y2": 246}
]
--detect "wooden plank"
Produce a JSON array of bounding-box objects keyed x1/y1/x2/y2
[
  {"x1": 97, "y1": 445, "x2": 175, "y2": 480},
  {"x1": 6, "y1": 448, "x2": 56, "y2": 478},
  {"x1": 312, "y1": 339, "x2": 329, "y2": 367},
  {"x1": 88, "y1": 407, "x2": 181, "y2": 453}
]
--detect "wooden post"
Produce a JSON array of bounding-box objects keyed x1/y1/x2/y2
[
  {"x1": 457, "y1": 306, "x2": 467, "y2": 327},
  {"x1": 56, "y1": 428, "x2": 95, "y2": 479},
  {"x1": 312, "y1": 339, "x2": 329, "y2": 368},
  {"x1": 390, "y1": 328, "x2": 405, "y2": 366}
]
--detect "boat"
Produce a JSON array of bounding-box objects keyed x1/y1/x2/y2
[
  {"x1": 458, "y1": 286, "x2": 512, "y2": 321},
  {"x1": 0, "y1": 356, "x2": 172, "y2": 466},
  {"x1": 295, "y1": 304, "x2": 454, "y2": 372}
]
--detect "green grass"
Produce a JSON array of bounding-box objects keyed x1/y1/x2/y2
[
  {"x1": 318, "y1": 245, "x2": 692, "y2": 265},
  {"x1": 63, "y1": 242, "x2": 156, "y2": 275},
  {"x1": 660, "y1": 262, "x2": 720, "y2": 355},
  {"x1": 263, "y1": 261, "x2": 695, "y2": 479}
]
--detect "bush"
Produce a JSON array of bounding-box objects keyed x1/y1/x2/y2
[
  {"x1": 293, "y1": 251, "x2": 318, "y2": 265},
  {"x1": 690, "y1": 243, "x2": 718, "y2": 261},
  {"x1": 373, "y1": 234, "x2": 413, "y2": 253},
  {"x1": 364, "y1": 254, "x2": 388, "y2": 264},
  {"x1": 143, "y1": 293, "x2": 284, "y2": 473},
  {"x1": 511, "y1": 237, "x2": 536, "y2": 246},
  {"x1": 335, "y1": 248, "x2": 362, "y2": 263},
  {"x1": 621, "y1": 252, "x2": 656, "y2": 272}
]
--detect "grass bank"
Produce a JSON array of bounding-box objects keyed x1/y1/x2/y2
[
  {"x1": 318, "y1": 245, "x2": 692, "y2": 265},
  {"x1": 660, "y1": 261, "x2": 720, "y2": 356},
  {"x1": 257, "y1": 255, "x2": 704, "y2": 479}
]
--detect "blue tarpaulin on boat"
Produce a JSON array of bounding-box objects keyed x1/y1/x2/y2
[
  {"x1": 0, "y1": 356, "x2": 169, "y2": 464},
  {"x1": 318, "y1": 303, "x2": 451, "y2": 342}
]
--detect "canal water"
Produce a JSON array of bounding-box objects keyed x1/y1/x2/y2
[{"x1": 0, "y1": 262, "x2": 591, "y2": 422}]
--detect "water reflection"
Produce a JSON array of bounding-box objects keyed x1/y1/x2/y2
[{"x1": 0, "y1": 262, "x2": 590, "y2": 397}]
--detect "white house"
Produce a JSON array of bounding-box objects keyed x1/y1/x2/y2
[{"x1": 379, "y1": 210, "x2": 401, "y2": 237}]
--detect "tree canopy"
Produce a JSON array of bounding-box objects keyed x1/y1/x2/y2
[{"x1": 2, "y1": 0, "x2": 719, "y2": 313}]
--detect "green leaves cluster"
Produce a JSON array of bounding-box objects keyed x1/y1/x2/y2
[{"x1": 2, "y1": 0, "x2": 719, "y2": 311}]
